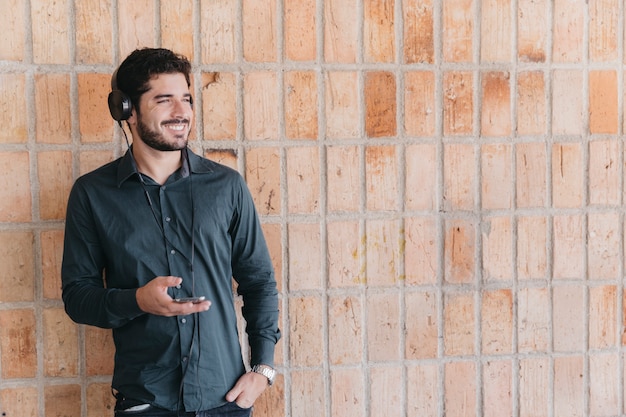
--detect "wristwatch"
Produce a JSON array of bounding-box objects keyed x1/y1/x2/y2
[{"x1": 252, "y1": 364, "x2": 277, "y2": 386}]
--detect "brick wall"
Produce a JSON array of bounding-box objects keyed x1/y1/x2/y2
[{"x1": 0, "y1": 0, "x2": 623, "y2": 416}]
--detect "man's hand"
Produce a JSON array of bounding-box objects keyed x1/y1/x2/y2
[
  {"x1": 225, "y1": 371, "x2": 270, "y2": 409},
  {"x1": 136, "y1": 276, "x2": 211, "y2": 316}
]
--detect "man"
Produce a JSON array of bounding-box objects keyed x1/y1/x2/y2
[{"x1": 61, "y1": 48, "x2": 281, "y2": 417}]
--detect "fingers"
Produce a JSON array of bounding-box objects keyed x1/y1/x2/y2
[{"x1": 136, "y1": 276, "x2": 211, "y2": 316}]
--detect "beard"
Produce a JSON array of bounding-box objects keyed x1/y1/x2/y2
[{"x1": 136, "y1": 115, "x2": 190, "y2": 151}]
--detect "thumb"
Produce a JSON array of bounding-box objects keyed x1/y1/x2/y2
[{"x1": 154, "y1": 275, "x2": 183, "y2": 289}]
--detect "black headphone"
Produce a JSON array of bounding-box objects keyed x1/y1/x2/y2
[{"x1": 107, "y1": 68, "x2": 132, "y2": 122}]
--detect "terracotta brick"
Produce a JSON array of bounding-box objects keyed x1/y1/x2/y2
[
  {"x1": 588, "y1": 212, "x2": 620, "y2": 279},
  {"x1": 516, "y1": 71, "x2": 547, "y2": 135},
  {"x1": 330, "y1": 368, "x2": 365, "y2": 417},
  {"x1": 405, "y1": 216, "x2": 438, "y2": 285},
  {"x1": 243, "y1": 72, "x2": 279, "y2": 140},
  {"x1": 287, "y1": 147, "x2": 320, "y2": 213},
  {"x1": 0, "y1": 152, "x2": 31, "y2": 221},
  {"x1": 404, "y1": 72, "x2": 436, "y2": 137},
  {"x1": 78, "y1": 73, "x2": 115, "y2": 143},
  {"x1": 553, "y1": 215, "x2": 584, "y2": 280},
  {"x1": 367, "y1": 292, "x2": 401, "y2": 361},
  {"x1": 516, "y1": 142, "x2": 547, "y2": 208},
  {"x1": 0, "y1": 74, "x2": 28, "y2": 144},
  {"x1": 552, "y1": 0, "x2": 584, "y2": 62},
  {"x1": 289, "y1": 296, "x2": 323, "y2": 366},
  {"x1": 405, "y1": 291, "x2": 438, "y2": 359},
  {"x1": 161, "y1": 0, "x2": 194, "y2": 60},
  {"x1": 589, "y1": 70, "x2": 618, "y2": 134},
  {"x1": 242, "y1": 0, "x2": 277, "y2": 62},
  {"x1": 285, "y1": 0, "x2": 316, "y2": 61},
  {"x1": 366, "y1": 146, "x2": 398, "y2": 211},
  {"x1": 519, "y1": 357, "x2": 550, "y2": 417},
  {"x1": 34, "y1": 74, "x2": 71, "y2": 144},
  {"x1": 291, "y1": 370, "x2": 325, "y2": 417},
  {"x1": 364, "y1": 0, "x2": 395, "y2": 62},
  {"x1": 245, "y1": 147, "x2": 281, "y2": 215},
  {"x1": 369, "y1": 367, "x2": 403, "y2": 417},
  {"x1": 252, "y1": 375, "x2": 285, "y2": 417},
  {"x1": 442, "y1": 0, "x2": 473, "y2": 62},
  {"x1": 365, "y1": 72, "x2": 397, "y2": 137},
  {"x1": 80, "y1": 150, "x2": 116, "y2": 176},
  {"x1": 405, "y1": 144, "x2": 437, "y2": 210},
  {"x1": 261, "y1": 223, "x2": 283, "y2": 292},
  {"x1": 44, "y1": 384, "x2": 81, "y2": 417},
  {"x1": 327, "y1": 221, "x2": 363, "y2": 288},
  {"x1": 553, "y1": 356, "x2": 584, "y2": 417},
  {"x1": 200, "y1": 0, "x2": 236, "y2": 64},
  {"x1": 481, "y1": 143, "x2": 512, "y2": 209},
  {"x1": 443, "y1": 293, "x2": 475, "y2": 356},
  {"x1": 517, "y1": 0, "x2": 548, "y2": 62},
  {"x1": 0, "y1": 309, "x2": 37, "y2": 378},
  {"x1": 589, "y1": 353, "x2": 620, "y2": 415},
  {"x1": 517, "y1": 288, "x2": 550, "y2": 353},
  {"x1": 202, "y1": 72, "x2": 237, "y2": 140},
  {"x1": 0, "y1": 1, "x2": 25, "y2": 60},
  {"x1": 483, "y1": 360, "x2": 512, "y2": 417},
  {"x1": 481, "y1": 289, "x2": 513, "y2": 354},
  {"x1": 41, "y1": 229, "x2": 64, "y2": 300},
  {"x1": 287, "y1": 223, "x2": 322, "y2": 290},
  {"x1": 480, "y1": 0, "x2": 512, "y2": 63},
  {"x1": 75, "y1": 0, "x2": 113, "y2": 64},
  {"x1": 407, "y1": 363, "x2": 438, "y2": 416},
  {"x1": 285, "y1": 71, "x2": 318, "y2": 140},
  {"x1": 589, "y1": 0, "x2": 619, "y2": 62},
  {"x1": 329, "y1": 295, "x2": 363, "y2": 364},
  {"x1": 43, "y1": 307, "x2": 78, "y2": 377},
  {"x1": 589, "y1": 286, "x2": 617, "y2": 349},
  {"x1": 323, "y1": 0, "x2": 358, "y2": 63},
  {"x1": 403, "y1": 0, "x2": 434, "y2": 64},
  {"x1": 326, "y1": 146, "x2": 360, "y2": 213},
  {"x1": 589, "y1": 139, "x2": 620, "y2": 205},
  {"x1": 482, "y1": 216, "x2": 513, "y2": 282},
  {"x1": 118, "y1": 0, "x2": 156, "y2": 58},
  {"x1": 205, "y1": 149, "x2": 238, "y2": 171},
  {"x1": 517, "y1": 216, "x2": 548, "y2": 280},
  {"x1": 31, "y1": 0, "x2": 70, "y2": 64},
  {"x1": 86, "y1": 383, "x2": 115, "y2": 417},
  {"x1": 443, "y1": 72, "x2": 474, "y2": 135},
  {"x1": 552, "y1": 143, "x2": 583, "y2": 208},
  {"x1": 444, "y1": 218, "x2": 476, "y2": 284},
  {"x1": 553, "y1": 286, "x2": 585, "y2": 352},
  {"x1": 443, "y1": 143, "x2": 475, "y2": 211},
  {"x1": 84, "y1": 326, "x2": 115, "y2": 376},
  {"x1": 551, "y1": 70, "x2": 583, "y2": 135},
  {"x1": 0, "y1": 386, "x2": 38, "y2": 417},
  {"x1": 38, "y1": 151, "x2": 73, "y2": 220},
  {"x1": 444, "y1": 361, "x2": 476, "y2": 416},
  {"x1": 0, "y1": 231, "x2": 35, "y2": 302},
  {"x1": 366, "y1": 219, "x2": 401, "y2": 286},
  {"x1": 325, "y1": 72, "x2": 360, "y2": 139},
  {"x1": 481, "y1": 72, "x2": 511, "y2": 136}
]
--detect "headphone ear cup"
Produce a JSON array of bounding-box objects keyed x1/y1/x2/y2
[{"x1": 108, "y1": 90, "x2": 132, "y2": 121}]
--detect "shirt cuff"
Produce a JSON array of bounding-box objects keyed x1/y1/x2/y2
[{"x1": 249, "y1": 338, "x2": 277, "y2": 368}]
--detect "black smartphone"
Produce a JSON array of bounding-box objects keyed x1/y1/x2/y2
[{"x1": 174, "y1": 296, "x2": 206, "y2": 304}]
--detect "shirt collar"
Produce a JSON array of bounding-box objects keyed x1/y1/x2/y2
[{"x1": 117, "y1": 147, "x2": 214, "y2": 187}]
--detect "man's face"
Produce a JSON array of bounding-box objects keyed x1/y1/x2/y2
[{"x1": 134, "y1": 73, "x2": 193, "y2": 151}]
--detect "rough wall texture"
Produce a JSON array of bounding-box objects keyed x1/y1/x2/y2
[{"x1": 0, "y1": 0, "x2": 624, "y2": 416}]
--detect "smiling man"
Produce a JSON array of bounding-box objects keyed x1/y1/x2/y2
[{"x1": 61, "y1": 48, "x2": 281, "y2": 417}]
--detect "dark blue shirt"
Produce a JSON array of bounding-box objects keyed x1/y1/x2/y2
[{"x1": 61, "y1": 148, "x2": 280, "y2": 411}]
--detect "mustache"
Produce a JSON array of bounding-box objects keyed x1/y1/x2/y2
[{"x1": 161, "y1": 118, "x2": 190, "y2": 125}]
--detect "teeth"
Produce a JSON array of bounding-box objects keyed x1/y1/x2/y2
[{"x1": 165, "y1": 124, "x2": 185, "y2": 131}]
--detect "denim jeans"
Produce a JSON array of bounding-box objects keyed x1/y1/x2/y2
[{"x1": 114, "y1": 401, "x2": 252, "y2": 417}]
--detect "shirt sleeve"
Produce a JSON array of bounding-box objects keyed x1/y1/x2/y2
[
  {"x1": 229, "y1": 176, "x2": 281, "y2": 367},
  {"x1": 61, "y1": 180, "x2": 144, "y2": 329}
]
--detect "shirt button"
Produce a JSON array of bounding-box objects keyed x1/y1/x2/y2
[
  {"x1": 171, "y1": 249, "x2": 176, "y2": 255},
  {"x1": 182, "y1": 356, "x2": 188, "y2": 363},
  {"x1": 181, "y1": 318, "x2": 187, "y2": 324},
  {"x1": 176, "y1": 284, "x2": 182, "y2": 289},
  {"x1": 165, "y1": 217, "x2": 171, "y2": 222}
]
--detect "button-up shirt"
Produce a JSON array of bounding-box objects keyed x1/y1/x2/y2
[{"x1": 61, "y1": 148, "x2": 280, "y2": 411}]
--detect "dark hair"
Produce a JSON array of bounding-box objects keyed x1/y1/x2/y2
[{"x1": 114, "y1": 48, "x2": 192, "y2": 111}]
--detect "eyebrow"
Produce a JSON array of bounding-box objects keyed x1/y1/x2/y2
[{"x1": 153, "y1": 93, "x2": 192, "y2": 100}]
